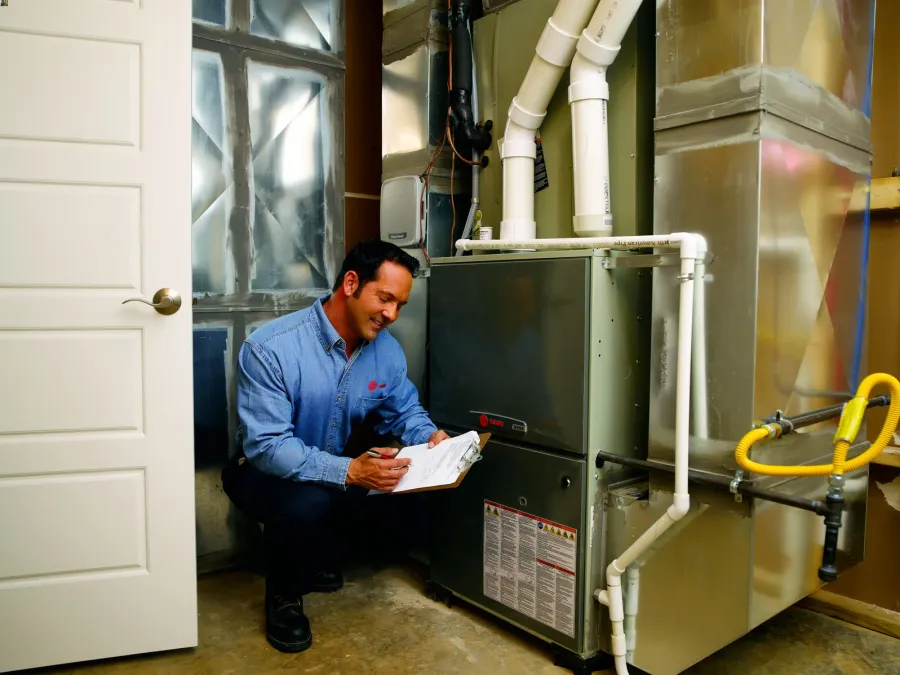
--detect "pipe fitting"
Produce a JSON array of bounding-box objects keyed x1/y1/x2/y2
[
  {"x1": 673, "y1": 232, "x2": 708, "y2": 260},
  {"x1": 535, "y1": 18, "x2": 579, "y2": 67},
  {"x1": 507, "y1": 97, "x2": 545, "y2": 131},
  {"x1": 499, "y1": 139, "x2": 537, "y2": 161},
  {"x1": 568, "y1": 78, "x2": 610, "y2": 103},
  {"x1": 669, "y1": 493, "x2": 690, "y2": 519},
  {"x1": 607, "y1": 579, "x2": 624, "y2": 622},
  {"x1": 576, "y1": 31, "x2": 620, "y2": 68}
]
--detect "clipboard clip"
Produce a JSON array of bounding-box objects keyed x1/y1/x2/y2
[{"x1": 456, "y1": 441, "x2": 483, "y2": 473}]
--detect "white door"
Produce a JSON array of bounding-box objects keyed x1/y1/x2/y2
[{"x1": 0, "y1": 0, "x2": 196, "y2": 671}]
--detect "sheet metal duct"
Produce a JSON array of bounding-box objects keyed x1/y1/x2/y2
[{"x1": 603, "y1": 2, "x2": 877, "y2": 673}]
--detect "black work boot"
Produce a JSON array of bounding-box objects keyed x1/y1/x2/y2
[
  {"x1": 265, "y1": 594, "x2": 312, "y2": 653},
  {"x1": 311, "y1": 570, "x2": 343, "y2": 593}
]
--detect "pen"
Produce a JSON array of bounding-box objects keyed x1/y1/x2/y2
[
  {"x1": 367, "y1": 449, "x2": 412, "y2": 469},
  {"x1": 366, "y1": 449, "x2": 394, "y2": 459}
]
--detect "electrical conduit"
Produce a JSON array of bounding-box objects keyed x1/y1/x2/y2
[
  {"x1": 500, "y1": 0, "x2": 600, "y2": 241},
  {"x1": 458, "y1": 232, "x2": 706, "y2": 675},
  {"x1": 569, "y1": 0, "x2": 643, "y2": 237}
]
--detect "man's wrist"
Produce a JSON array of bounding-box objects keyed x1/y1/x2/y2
[{"x1": 344, "y1": 457, "x2": 359, "y2": 487}]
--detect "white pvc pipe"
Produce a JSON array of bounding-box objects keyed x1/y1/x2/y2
[
  {"x1": 623, "y1": 565, "x2": 640, "y2": 660},
  {"x1": 500, "y1": 0, "x2": 601, "y2": 240},
  {"x1": 568, "y1": 0, "x2": 644, "y2": 238},
  {"x1": 570, "y1": 54, "x2": 611, "y2": 237},
  {"x1": 692, "y1": 261, "x2": 709, "y2": 439},
  {"x1": 456, "y1": 233, "x2": 705, "y2": 258},
  {"x1": 605, "y1": 256, "x2": 695, "y2": 675},
  {"x1": 585, "y1": 0, "x2": 643, "y2": 46},
  {"x1": 457, "y1": 232, "x2": 705, "y2": 675}
]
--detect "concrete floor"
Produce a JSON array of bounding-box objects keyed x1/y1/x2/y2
[{"x1": 40, "y1": 563, "x2": 900, "y2": 675}]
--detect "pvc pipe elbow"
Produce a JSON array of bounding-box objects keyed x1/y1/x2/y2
[
  {"x1": 668, "y1": 493, "x2": 690, "y2": 520},
  {"x1": 673, "y1": 233, "x2": 708, "y2": 260},
  {"x1": 568, "y1": 53, "x2": 609, "y2": 103},
  {"x1": 501, "y1": 119, "x2": 538, "y2": 161},
  {"x1": 607, "y1": 560, "x2": 625, "y2": 583}
]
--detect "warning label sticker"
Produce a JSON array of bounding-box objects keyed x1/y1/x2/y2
[{"x1": 483, "y1": 500, "x2": 577, "y2": 637}]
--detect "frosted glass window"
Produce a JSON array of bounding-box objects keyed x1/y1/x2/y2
[
  {"x1": 251, "y1": 0, "x2": 335, "y2": 52},
  {"x1": 247, "y1": 60, "x2": 331, "y2": 290},
  {"x1": 191, "y1": 50, "x2": 233, "y2": 294},
  {"x1": 193, "y1": 0, "x2": 229, "y2": 26}
]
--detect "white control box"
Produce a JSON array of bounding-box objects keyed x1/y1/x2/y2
[{"x1": 380, "y1": 175, "x2": 424, "y2": 248}]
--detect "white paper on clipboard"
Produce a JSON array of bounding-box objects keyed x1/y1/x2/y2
[{"x1": 368, "y1": 430, "x2": 485, "y2": 495}]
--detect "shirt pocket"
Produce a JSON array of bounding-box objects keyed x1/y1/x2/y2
[{"x1": 357, "y1": 395, "x2": 386, "y2": 412}]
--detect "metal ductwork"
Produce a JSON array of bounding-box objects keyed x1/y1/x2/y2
[{"x1": 632, "y1": 2, "x2": 877, "y2": 673}]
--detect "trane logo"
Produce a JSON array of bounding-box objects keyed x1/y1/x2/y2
[
  {"x1": 388, "y1": 232, "x2": 407, "y2": 240},
  {"x1": 476, "y1": 413, "x2": 527, "y2": 433}
]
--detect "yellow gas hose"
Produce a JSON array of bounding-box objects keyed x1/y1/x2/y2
[{"x1": 734, "y1": 373, "x2": 900, "y2": 477}]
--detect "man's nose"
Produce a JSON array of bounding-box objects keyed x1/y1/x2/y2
[{"x1": 382, "y1": 304, "x2": 398, "y2": 322}]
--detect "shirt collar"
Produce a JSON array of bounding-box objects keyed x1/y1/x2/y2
[
  {"x1": 313, "y1": 296, "x2": 343, "y2": 353},
  {"x1": 312, "y1": 295, "x2": 371, "y2": 354}
]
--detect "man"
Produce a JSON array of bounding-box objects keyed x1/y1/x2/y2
[{"x1": 222, "y1": 239, "x2": 449, "y2": 654}]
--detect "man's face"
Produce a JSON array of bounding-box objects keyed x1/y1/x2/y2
[{"x1": 344, "y1": 261, "x2": 412, "y2": 341}]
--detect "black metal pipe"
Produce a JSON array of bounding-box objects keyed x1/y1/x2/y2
[
  {"x1": 448, "y1": 0, "x2": 492, "y2": 154},
  {"x1": 595, "y1": 451, "x2": 828, "y2": 516},
  {"x1": 763, "y1": 395, "x2": 890, "y2": 433},
  {"x1": 818, "y1": 489, "x2": 844, "y2": 582}
]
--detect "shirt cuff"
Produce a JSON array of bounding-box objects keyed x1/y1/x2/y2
[
  {"x1": 407, "y1": 423, "x2": 438, "y2": 447},
  {"x1": 323, "y1": 454, "x2": 353, "y2": 490}
]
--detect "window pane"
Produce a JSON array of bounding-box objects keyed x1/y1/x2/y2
[
  {"x1": 193, "y1": 0, "x2": 229, "y2": 26},
  {"x1": 192, "y1": 50, "x2": 233, "y2": 295},
  {"x1": 250, "y1": 0, "x2": 334, "y2": 52},
  {"x1": 247, "y1": 60, "x2": 331, "y2": 291}
]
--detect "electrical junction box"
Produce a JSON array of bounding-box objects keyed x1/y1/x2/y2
[{"x1": 380, "y1": 175, "x2": 424, "y2": 248}]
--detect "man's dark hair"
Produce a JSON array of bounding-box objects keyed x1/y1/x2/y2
[{"x1": 332, "y1": 238, "x2": 420, "y2": 293}]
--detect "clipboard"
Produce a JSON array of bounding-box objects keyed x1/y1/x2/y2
[{"x1": 399, "y1": 431, "x2": 490, "y2": 494}]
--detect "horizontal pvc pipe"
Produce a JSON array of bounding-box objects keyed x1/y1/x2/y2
[{"x1": 456, "y1": 233, "x2": 708, "y2": 259}]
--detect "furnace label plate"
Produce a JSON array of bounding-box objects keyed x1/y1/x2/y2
[{"x1": 483, "y1": 500, "x2": 576, "y2": 638}]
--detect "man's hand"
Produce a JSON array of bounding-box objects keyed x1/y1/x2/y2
[
  {"x1": 346, "y1": 447, "x2": 411, "y2": 492},
  {"x1": 428, "y1": 430, "x2": 450, "y2": 448}
]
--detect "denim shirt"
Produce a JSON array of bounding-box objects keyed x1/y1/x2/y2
[{"x1": 236, "y1": 296, "x2": 437, "y2": 488}]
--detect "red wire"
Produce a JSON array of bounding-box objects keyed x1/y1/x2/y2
[
  {"x1": 450, "y1": 150, "x2": 457, "y2": 252},
  {"x1": 446, "y1": 117, "x2": 481, "y2": 166}
]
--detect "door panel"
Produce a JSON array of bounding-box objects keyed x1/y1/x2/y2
[{"x1": 0, "y1": 0, "x2": 196, "y2": 671}]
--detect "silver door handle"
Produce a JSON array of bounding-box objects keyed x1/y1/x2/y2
[{"x1": 122, "y1": 288, "x2": 182, "y2": 316}]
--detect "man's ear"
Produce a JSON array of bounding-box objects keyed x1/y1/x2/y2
[{"x1": 343, "y1": 270, "x2": 360, "y2": 297}]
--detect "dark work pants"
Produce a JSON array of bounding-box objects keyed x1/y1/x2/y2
[{"x1": 221, "y1": 453, "x2": 426, "y2": 598}]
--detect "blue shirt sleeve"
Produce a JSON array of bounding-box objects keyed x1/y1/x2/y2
[
  {"x1": 237, "y1": 340, "x2": 351, "y2": 488},
  {"x1": 373, "y1": 359, "x2": 438, "y2": 446}
]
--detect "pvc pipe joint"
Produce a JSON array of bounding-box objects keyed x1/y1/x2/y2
[
  {"x1": 507, "y1": 97, "x2": 546, "y2": 132},
  {"x1": 536, "y1": 18, "x2": 580, "y2": 67},
  {"x1": 500, "y1": 139, "x2": 538, "y2": 161},
  {"x1": 568, "y1": 77, "x2": 610, "y2": 103},
  {"x1": 577, "y1": 31, "x2": 621, "y2": 68}
]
